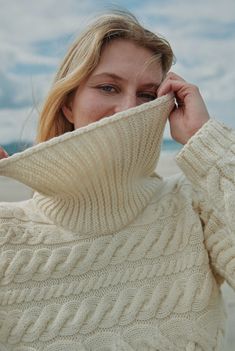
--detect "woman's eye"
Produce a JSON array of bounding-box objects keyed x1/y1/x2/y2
[
  {"x1": 138, "y1": 92, "x2": 157, "y2": 101},
  {"x1": 98, "y1": 85, "x2": 116, "y2": 93}
]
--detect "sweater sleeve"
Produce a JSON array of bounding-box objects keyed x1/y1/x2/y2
[{"x1": 175, "y1": 118, "x2": 235, "y2": 291}]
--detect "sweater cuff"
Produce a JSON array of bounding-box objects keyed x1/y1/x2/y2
[{"x1": 175, "y1": 119, "x2": 235, "y2": 183}]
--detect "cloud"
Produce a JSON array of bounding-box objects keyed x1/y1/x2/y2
[
  {"x1": 0, "y1": 0, "x2": 235, "y2": 142},
  {"x1": 0, "y1": 0, "x2": 90, "y2": 43},
  {"x1": 0, "y1": 107, "x2": 38, "y2": 143},
  {"x1": 0, "y1": 69, "x2": 53, "y2": 109},
  {"x1": 138, "y1": 0, "x2": 235, "y2": 24}
]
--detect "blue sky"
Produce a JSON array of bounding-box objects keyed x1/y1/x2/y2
[{"x1": 0, "y1": 0, "x2": 235, "y2": 143}]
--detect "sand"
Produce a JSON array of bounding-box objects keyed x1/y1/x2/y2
[{"x1": 0, "y1": 152, "x2": 234, "y2": 350}]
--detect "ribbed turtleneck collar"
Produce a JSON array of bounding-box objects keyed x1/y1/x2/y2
[{"x1": 0, "y1": 94, "x2": 174, "y2": 236}]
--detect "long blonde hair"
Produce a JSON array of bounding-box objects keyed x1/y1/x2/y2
[{"x1": 36, "y1": 10, "x2": 175, "y2": 143}]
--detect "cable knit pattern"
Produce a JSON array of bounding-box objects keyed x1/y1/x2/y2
[{"x1": 0, "y1": 94, "x2": 234, "y2": 350}]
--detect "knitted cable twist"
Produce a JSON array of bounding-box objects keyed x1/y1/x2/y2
[
  {"x1": 0, "y1": 218, "x2": 193, "y2": 285},
  {"x1": 0, "y1": 271, "x2": 216, "y2": 344},
  {"x1": 0, "y1": 324, "x2": 225, "y2": 351},
  {"x1": 0, "y1": 249, "x2": 208, "y2": 306}
]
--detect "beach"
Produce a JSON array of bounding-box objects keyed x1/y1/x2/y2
[{"x1": 0, "y1": 151, "x2": 234, "y2": 350}]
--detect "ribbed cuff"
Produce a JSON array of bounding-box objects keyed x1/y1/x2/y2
[{"x1": 175, "y1": 119, "x2": 235, "y2": 183}]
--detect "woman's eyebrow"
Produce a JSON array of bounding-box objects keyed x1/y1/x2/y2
[
  {"x1": 91, "y1": 72, "x2": 161, "y2": 88},
  {"x1": 140, "y1": 83, "x2": 161, "y2": 89},
  {"x1": 91, "y1": 72, "x2": 126, "y2": 81}
]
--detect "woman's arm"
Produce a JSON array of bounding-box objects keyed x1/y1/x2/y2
[
  {"x1": 158, "y1": 72, "x2": 235, "y2": 290},
  {"x1": 176, "y1": 119, "x2": 235, "y2": 290}
]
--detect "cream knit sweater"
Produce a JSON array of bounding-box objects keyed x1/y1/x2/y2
[{"x1": 0, "y1": 94, "x2": 234, "y2": 351}]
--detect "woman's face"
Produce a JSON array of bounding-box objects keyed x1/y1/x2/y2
[{"x1": 62, "y1": 39, "x2": 164, "y2": 129}]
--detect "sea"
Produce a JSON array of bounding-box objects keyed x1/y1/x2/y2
[{"x1": 2, "y1": 139, "x2": 182, "y2": 156}]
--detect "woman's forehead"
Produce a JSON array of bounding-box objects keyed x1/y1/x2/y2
[{"x1": 92, "y1": 39, "x2": 163, "y2": 80}]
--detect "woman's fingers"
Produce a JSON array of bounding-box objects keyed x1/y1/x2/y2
[
  {"x1": 158, "y1": 72, "x2": 192, "y2": 99},
  {"x1": 157, "y1": 71, "x2": 210, "y2": 145},
  {"x1": 0, "y1": 147, "x2": 9, "y2": 159},
  {"x1": 158, "y1": 79, "x2": 190, "y2": 98}
]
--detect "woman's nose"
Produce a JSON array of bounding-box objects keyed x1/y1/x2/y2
[{"x1": 114, "y1": 94, "x2": 137, "y2": 113}]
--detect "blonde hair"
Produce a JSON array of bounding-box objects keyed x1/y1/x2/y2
[{"x1": 36, "y1": 10, "x2": 175, "y2": 143}]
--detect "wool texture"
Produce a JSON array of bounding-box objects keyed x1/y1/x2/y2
[{"x1": 0, "y1": 93, "x2": 234, "y2": 351}]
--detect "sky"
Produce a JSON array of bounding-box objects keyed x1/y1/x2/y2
[{"x1": 0, "y1": 0, "x2": 235, "y2": 143}]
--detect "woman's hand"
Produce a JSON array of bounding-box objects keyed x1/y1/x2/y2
[
  {"x1": 0, "y1": 147, "x2": 9, "y2": 159},
  {"x1": 157, "y1": 72, "x2": 210, "y2": 145}
]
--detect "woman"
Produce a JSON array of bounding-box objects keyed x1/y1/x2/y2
[{"x1": 0, "y1": 10, "x2": 234, "y2": 351}]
